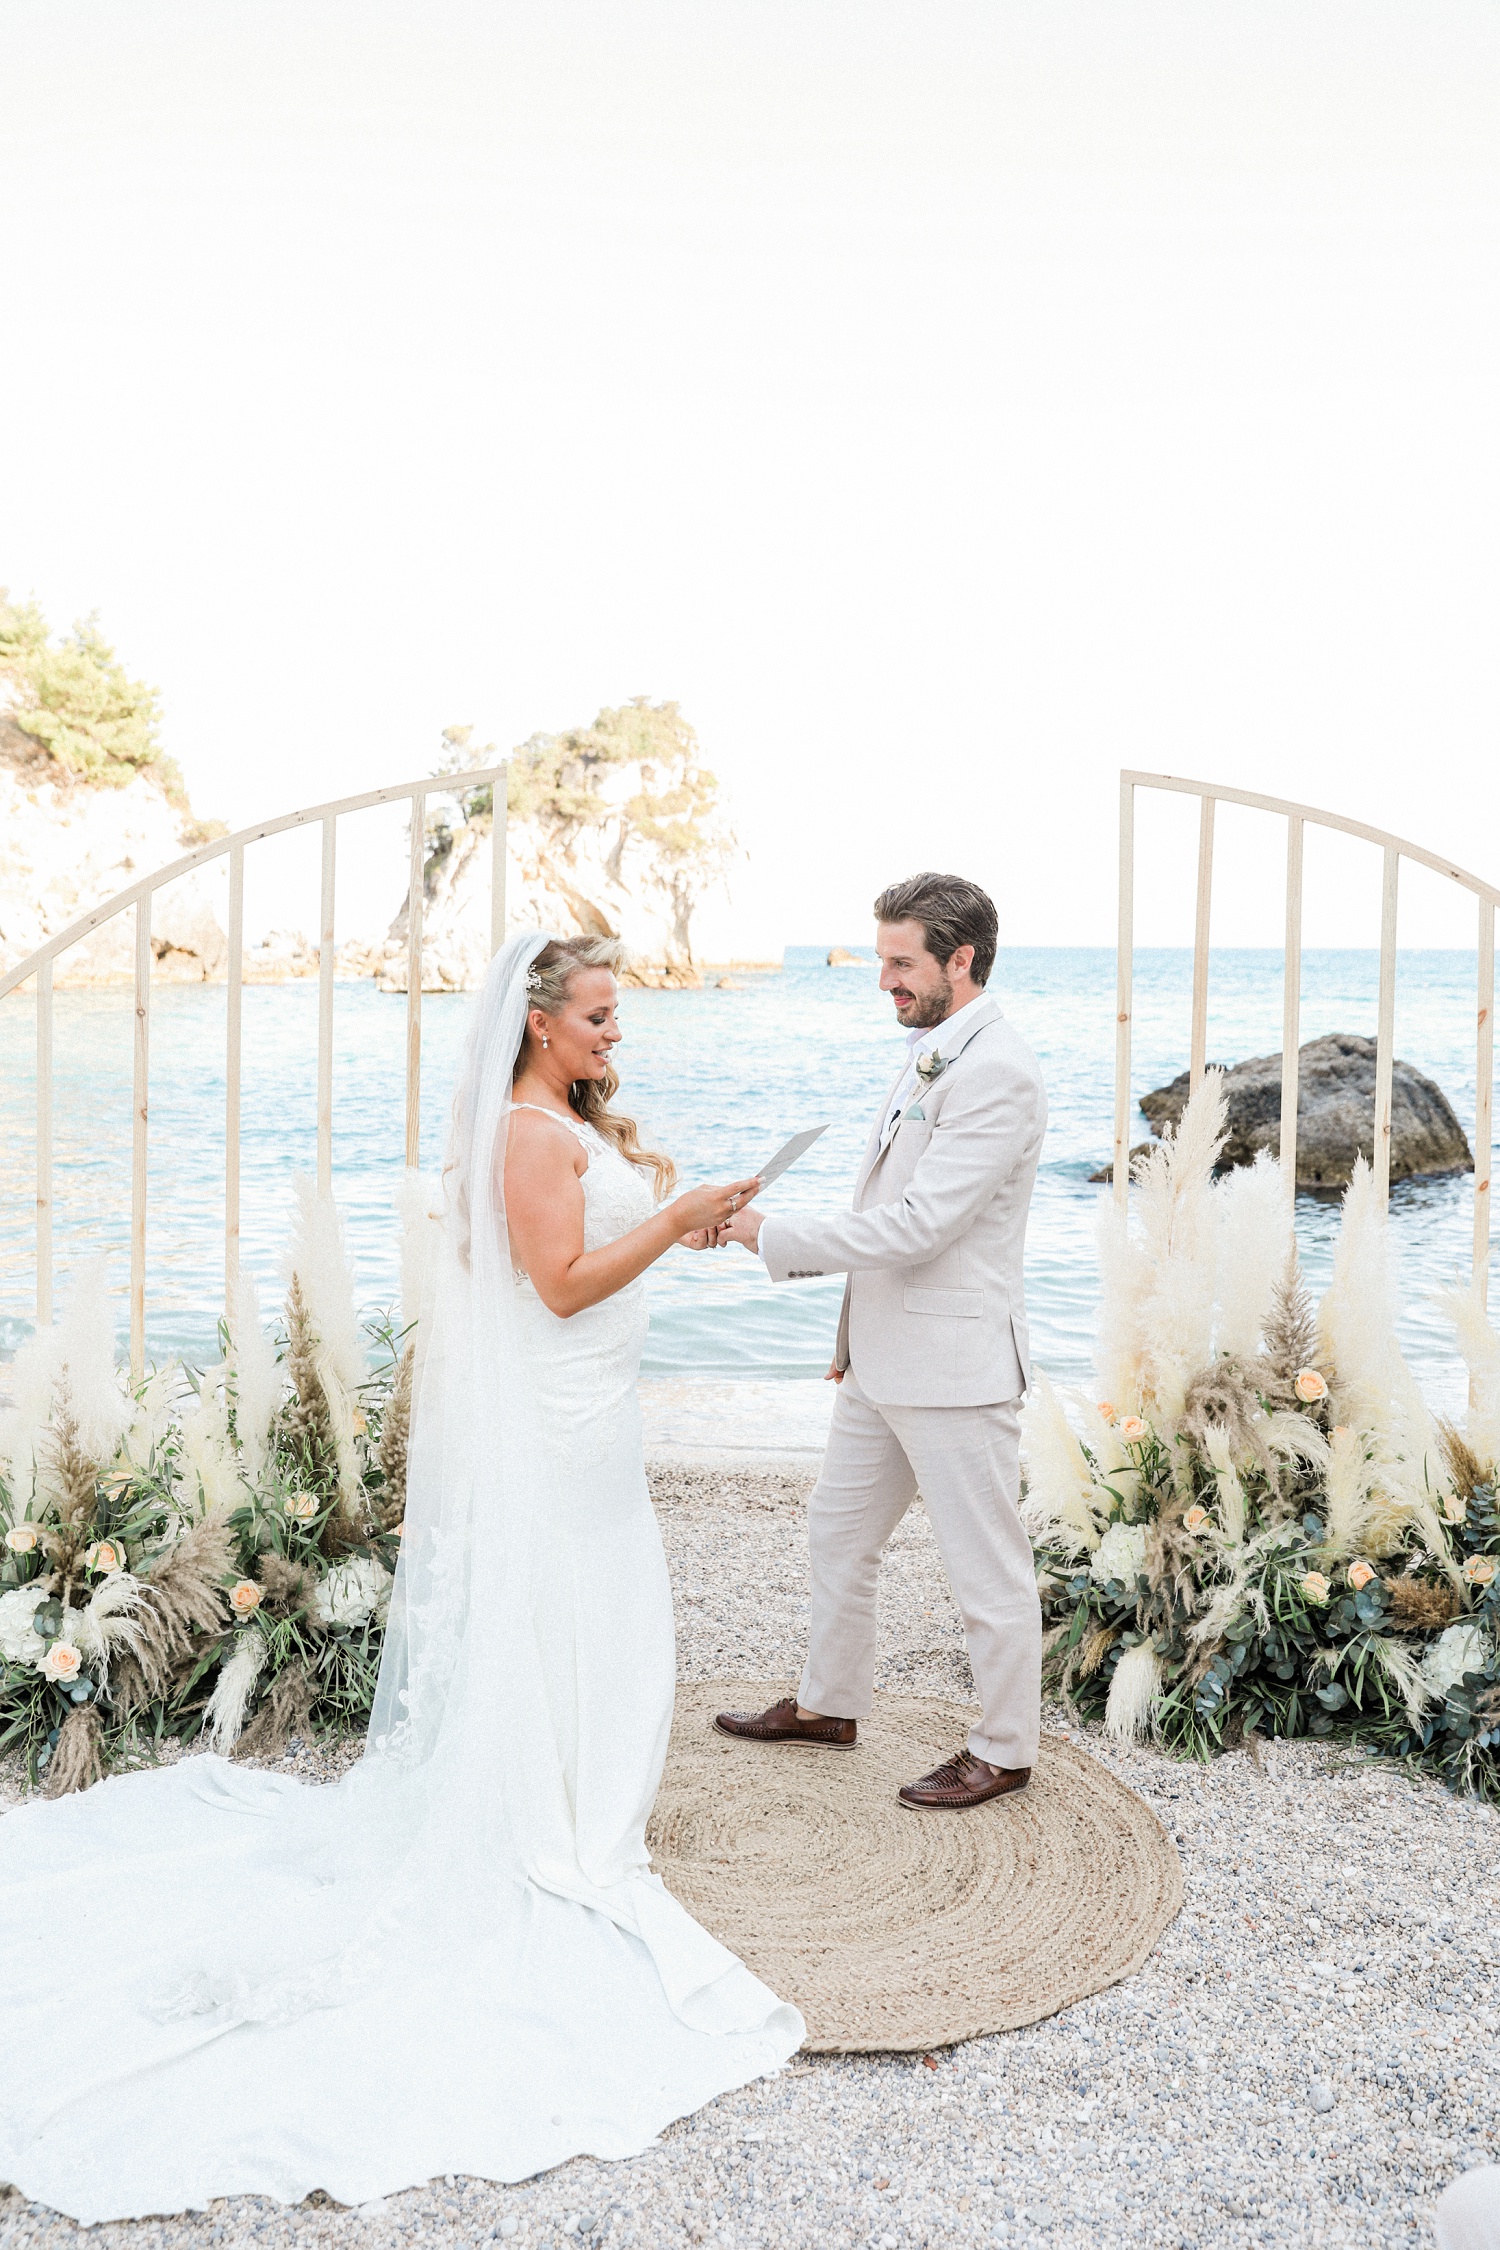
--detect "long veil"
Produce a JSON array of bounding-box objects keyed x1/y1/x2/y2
[{"x1": 0, "y1": 932, "x2": 801, "y2": 2224}]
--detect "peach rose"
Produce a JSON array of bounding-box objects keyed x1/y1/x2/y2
[
  {"x1": 1332, "y1": 1425, "x2": 1353, "y2": 1443},
  {"x1": 1462, "y1": 1554, "x2": 1497, "y2": 1588},
  {"x1": 84, "y1": 1539, "x2": 125, "y2": 1575},
  {"x1": 1294, "y1": 1369, "x2": 1328, "y2": 1404},
  {"x1": 351, "y1": 1409, "x2": 369, "y2": 1437},
  {"x1": 5, "y1": 1524, "x2": 38, "y2": 1554},
  {"x1": 41, "y1": 1642, "x2": 82, "y2": 1684},
  {"x1": 1183, "y1": 1505, "x2": 1210, "y2": 1532},
  {"x1": 1348, "y1": 1560, "x2": 1377, "y2": 1592},
  {"x1": 1096, "y1": 1401, "x2": 1117, "y2": 1424},
  {"x1": 1443, "y1": 1492, "x2": 1468, "y2": 1525},
  {"x1": 1119, "y1": 1416, "x2": 1150, "y2": 1444},
  {"x1": 1301, "y1": 1572, "x2": 1332, "y2": 1604},
  {"x1": 229, "y1": 1580, "x2": 263, "y2": 1616},
  {"x1": 283, "y1": 1492, "x2": 319, "y2": 1522}
]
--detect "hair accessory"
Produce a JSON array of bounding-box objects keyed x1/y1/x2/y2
[{"x1": 525, "y1": 967, "x2": 543, "y2": 992}]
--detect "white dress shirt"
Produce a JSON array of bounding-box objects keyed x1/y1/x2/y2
[{"x1": 882, "y1": 990, "x2": 993, "y2": 1142}]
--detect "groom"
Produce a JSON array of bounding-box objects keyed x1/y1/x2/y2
[{"x1": 714, "y1": 872, "x2": 1047, "y2": 1809}]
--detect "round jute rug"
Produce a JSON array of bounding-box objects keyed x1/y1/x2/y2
[{"x1": 648, "y1": 1682, "x2": 1183, "y2": 2054}]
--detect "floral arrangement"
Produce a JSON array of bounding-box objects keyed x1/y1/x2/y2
[
  {"x1": 1021, "y1": 1074, "x2": 1500, "y2": 1798},
  {"x1": 0, "y1": 1178, "x2": 434, "y2": 1795}
]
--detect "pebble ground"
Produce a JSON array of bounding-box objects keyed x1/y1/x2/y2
[{"x1": 3, "y1": 1463, "x2": 1497, "y2": 2250}]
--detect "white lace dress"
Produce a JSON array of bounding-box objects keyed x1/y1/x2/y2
[{"x1": 0, "y1": 1106, "x2": 801, "y2": 2223}]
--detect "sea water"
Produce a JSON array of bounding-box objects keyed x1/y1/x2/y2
[{"x1": 0, "y1": 948, "x2": 1492, "y2": 1425}]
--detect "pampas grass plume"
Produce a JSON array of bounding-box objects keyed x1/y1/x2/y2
[
  {"x1": 1019, "y1": 1373, "x2": 1105, "y2": 1555},
  {"x1": 286, "y1": 1180, "x2": 366, "y2": 1397},
  {"x1": 229, "y1": 1273, "x2": 282, "y2": 1481},
  {"x1": 1436, "y1": 1281, "x2": 1500, "y2": 1473},
  {"x1": 1215, "y1": 1152, "x2": 1290, "y2": 1358},
  {"x1": 204, "y1": 1629, "x2": 269, "y2": 1752},
  {"x1": 1104, "y1": 1639, "x2": 1162, "y2": 1743}
]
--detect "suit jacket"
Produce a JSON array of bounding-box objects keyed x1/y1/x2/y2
[{"x1": 758, "y1": 995, "x2": 1046, "y2": 1409}]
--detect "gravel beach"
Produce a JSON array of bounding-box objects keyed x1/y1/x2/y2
[{"x1": 4, "y1": 1463, "x2": 1498, "y2": 2250}]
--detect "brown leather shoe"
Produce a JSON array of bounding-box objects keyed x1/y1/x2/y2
[
  {"x1": 897, "y1": 1752, "x2": 1031, "y2": 1810},
  {"x1": 714, "y1": 1696, "x2": 857, "y2": 1751}
]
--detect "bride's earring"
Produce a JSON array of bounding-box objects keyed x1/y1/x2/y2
[{"x1": 541, "y1": 1034, "x2": 549, "y2": 1048}]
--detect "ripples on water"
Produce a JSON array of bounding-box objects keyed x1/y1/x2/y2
[{"x1": 0, "y1": 948, "x2": 1492, "y2": 1414}]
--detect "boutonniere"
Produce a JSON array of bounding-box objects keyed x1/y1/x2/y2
[{"x1": 914, "y1": 1050, "x2": 949, "y2": 1088}]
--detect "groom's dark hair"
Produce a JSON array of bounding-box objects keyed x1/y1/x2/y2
[{"x1": 873, "y1": 872, "x2": 998, "y2": 986}]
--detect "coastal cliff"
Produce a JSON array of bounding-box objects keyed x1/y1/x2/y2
[
  {"x1": 0, "y1": 596, "x2": 228, "y2": 984},
  {"x1": 353, "y1": 703, "x2": 737, "y2": 993},
  {"x1": 0, "y1": 598, "x2": 737, "y2": 993}
]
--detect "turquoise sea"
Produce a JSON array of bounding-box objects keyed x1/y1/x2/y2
[{"x1": 0, "y1": 947, "x2": 1494, "y2": 1416}]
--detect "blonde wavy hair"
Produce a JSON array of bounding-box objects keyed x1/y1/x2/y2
[{"x1": 521, "y1": 937, "x2": 676, "y2": 1198}]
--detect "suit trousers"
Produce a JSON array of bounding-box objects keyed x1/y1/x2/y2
[{"x1": 797, "y1": 1367, "x2": 1042, "y2": 1769}]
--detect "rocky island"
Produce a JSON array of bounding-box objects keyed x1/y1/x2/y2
[{"x1": 1138, "y1": 1032, "x2": 1473, "y2": 1190}]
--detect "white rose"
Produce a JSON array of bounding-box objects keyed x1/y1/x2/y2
[
  {"x1": 0, "y1": 1589, "x2": 48, "y2": 1666},
  {"x1": 312, "y1": 1556, "x2": 392, "y2": 1629},
  {"x1": 1090, "y1": 1522, "x2": 1148, "y2": 1589},
  {"x1": 1421, "y1": 1621, "x2": 1492, "y2": 1701}
]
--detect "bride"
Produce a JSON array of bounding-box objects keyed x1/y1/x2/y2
[{"x1": 0, "y1": 931, "x2": 804, "y2": 2224}]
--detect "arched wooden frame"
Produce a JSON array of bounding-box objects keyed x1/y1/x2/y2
[
  {"x1": 0, "y1": 767, "x2": 508, "y2": 1375},
  {"x1": 1113, "y1": 772, "x2": 1497, "y2": 1302}
]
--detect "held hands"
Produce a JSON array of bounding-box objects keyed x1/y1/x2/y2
[
  {"x1": 672, "y1": 1176, "x2": 762, "y2": 1250},
  {"x1": 714, "y1": 1201, "x2": 765, "y2": 1253}
]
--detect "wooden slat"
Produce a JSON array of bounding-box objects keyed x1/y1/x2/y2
[
  {"x1": 1112, "y1": 775, "x2": 1135, "y2": 1210},
  {"x1": 318, "y1": 815, "x2": 337, "y2": 1195},
  {"x1": 1475, "y1": 897, "x2": 1495, "y2": 1303},
  {"x1": 35, "y1": 958, "x2": 53, "y2": 1329},
  {"x1": 1189, "y1": 794, "x2": 1216, "y2": 1092},
  {"x1": 405, "y1": 792, "x2": 426, "y2": 1169},
  {"x1": 1280, "y1": 816, "x2": 1304, "y2": 1200},
  {"x1": 225, "y1": 841, "x2": 244, "y2": 1318},
  {"x1": 131, "y1": 897, "x2": 152, "y2": 1380},
  {"x1": 1373, "y1": 846, "x2": 1399, "y2": 1207},
  {"x1": 490, "y1": 763, "x2": 508, "y2": 956},
  {"x1": 1119, "y1": 770, "x2": 1500, "y2": 910}
]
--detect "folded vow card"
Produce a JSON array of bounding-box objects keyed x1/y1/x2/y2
[{"x1": 752, "y1": 1124, "x2": 829, "y2": 1190}]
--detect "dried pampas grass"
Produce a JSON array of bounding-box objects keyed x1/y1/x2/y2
[
  {"x1": 1261, "y1": 1252, "x2": 1320, "y2": 1392},
  {"x1": 1436, "y1": 1281, "x2": 1500, "y2": 1474},
  {"x1": 1019, "y1": 1373, "x2": 1108, "y2": 1556},
  {"x1": 204, "y1": 1630, "x2": 269, "y2": 1752},
  {"x1": 1370, "y1": 1634, "x2": 1432, "y2": 1729},
  {"x1": 1104, "y1": 1638, "x2": 1163, "y2": 1743},
  {"x1": 44, "y1": 1703, "x2": 107, "y2": 1797},
  {"x1": 1383, "y1": 1573, "x2": 1461, "y2": 1633},
  {"x1": 378, "y1": 1343, "x2": 413, "y2": 1529},
  {"x1": 255, "y1": 1552, "x2": 318, "y2": 1614},
  {"x1": 1215, "y1": 1153, "x2": 1290, "y2": 1359},
  {"x1": 229, "y1": 1272, "x2": 283, "y2": 1482},
  {"x1": 132, "y1": 1509, "x2": 236, "y2": 1698},
  {"x1": 232, "y1": 1662, "x2": 319, "y2": 1761}
]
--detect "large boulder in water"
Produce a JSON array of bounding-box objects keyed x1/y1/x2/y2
[{"x1": 1139, "y1": 1032, "x2": 1473, "y2": 1191}]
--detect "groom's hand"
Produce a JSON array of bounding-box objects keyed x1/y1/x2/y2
[{"x1": 716, "y1": 1201, "x2": 765, "y2": 1252}]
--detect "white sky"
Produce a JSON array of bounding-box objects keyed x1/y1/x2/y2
[{"x1": 3, "y1": 0, "x2": 1498, "y2": 954}]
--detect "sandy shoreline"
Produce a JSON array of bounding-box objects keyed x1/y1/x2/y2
[{"x1": 3, "y1": 1462, "x2": 1497, "y2": 2249}]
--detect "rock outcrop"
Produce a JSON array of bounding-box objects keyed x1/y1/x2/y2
[
  {"x1": 827, "y1": 946, "x2": 864, "y2": 967},
  {"x1": 1139, "y1": 1033, "x2": 1473, "y2": 1190},
  {"x1": 367, "y1": 705, "x2": 737, "y2": 994},
  {"x1": 0, "y1": 743, "x2": 228, "y2": 985}
]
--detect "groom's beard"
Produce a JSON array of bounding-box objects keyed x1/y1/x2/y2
[{"x1": 896, "y1": 971, "x2": 955, "y2": 1030}]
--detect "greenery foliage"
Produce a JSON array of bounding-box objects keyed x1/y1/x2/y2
[
  {"x1": 1023, "y1": 1073, "x2": 1500, "y2": 1800},
  {"x1": 0, "y1": 591, "x2": 180, "y2": 794}
]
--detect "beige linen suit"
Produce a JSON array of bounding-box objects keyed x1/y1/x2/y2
[{"x1": 758, "y1": 996, "x2": 1047, "y2": 1767}]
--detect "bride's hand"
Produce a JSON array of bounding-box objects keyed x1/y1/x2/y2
[
  {"x1": 677, "y1": 1227, "x2": 714, "y2": 1251},
  {"x1": 669, "y1": 1176, "x2": 763, "y2": 1237}
]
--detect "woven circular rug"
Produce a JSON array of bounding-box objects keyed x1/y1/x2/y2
[{"x1": 647, "y1": 1682, "x2": 1183, "y2": 2054}]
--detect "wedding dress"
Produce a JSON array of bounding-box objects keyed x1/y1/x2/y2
[{"x1": 0, "y1": 932, "x2": 802, "y2": 2225}]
